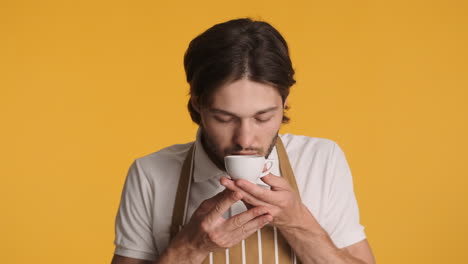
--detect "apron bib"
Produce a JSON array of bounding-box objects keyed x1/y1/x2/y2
[{"x1": 170, "y1": 138, "x2": 302, "y2": 264}]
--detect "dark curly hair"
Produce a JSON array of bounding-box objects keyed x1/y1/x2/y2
[{"x1": 184, "y1": 18, "x2": 296, "y2": 124}]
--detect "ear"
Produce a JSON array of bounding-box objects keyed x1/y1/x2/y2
[
  {"x1": 190, "y1": 96, "x2": 200, "y2": 113},
  {"x1": 283, "y1": 96, "x2": 289, "y2": 108}
]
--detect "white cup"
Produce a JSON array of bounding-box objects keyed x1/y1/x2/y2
[{"x1": 224, "y1": 155, "x2": 274, "y2": 183}]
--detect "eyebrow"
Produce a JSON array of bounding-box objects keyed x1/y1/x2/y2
[{"x1": 209, "y1": 106, "x2": 279, "y2": 117}]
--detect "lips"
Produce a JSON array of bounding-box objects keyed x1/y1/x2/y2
[{"x1": 230, "y1": 152, "x2": 259, "y2": 155}]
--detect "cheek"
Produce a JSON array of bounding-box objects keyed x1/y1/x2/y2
[
  {"x1": 258, "y1": 118, "x2": 282, "y2": 142},
  {"x1": 263, "y1": 115, "x2": 282, "y2": 132},
  {"x1": 260, "y1": 123, "x2": 280, "y2": 140},
  {"x1": 203, "y1": 120, "x2": 234, "y2": 147}
]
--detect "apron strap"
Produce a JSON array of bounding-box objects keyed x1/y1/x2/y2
[
  {"x1": 275, "y1": 137, "x2": 301, "y2": 197},
  {"x1": 169, "y1": 143, "x2": 195, "y2": 240}
]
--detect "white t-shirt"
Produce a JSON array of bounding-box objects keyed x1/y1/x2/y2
[{"x1": 113, "y1": 132, "x2": 367, "y2": 261}]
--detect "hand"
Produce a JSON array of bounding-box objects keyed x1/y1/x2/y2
[
  {"x1": 220, "y1": 174, "x2": 309, "y2": 230},
  {"x1": 169, "y1": 189, "x2": 272, "y2": 259}
]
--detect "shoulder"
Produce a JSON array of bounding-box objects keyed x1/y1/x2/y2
[
  {"x1": 131, "y1": 142, "x2": 194, "y2": 181},
  {"x1": 136, "y1": 142, "x2": 193, "y2": 164},
  {"x1": 278, "y1": 133, "x2": 348, "y2": 183},
  {"x1": 279, "y1": 133, "x2": 341, "y2": 157}
]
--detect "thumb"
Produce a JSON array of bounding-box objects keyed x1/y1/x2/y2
[{"x1": 260, "y1": 174, "x2": 289, "y2": 189}]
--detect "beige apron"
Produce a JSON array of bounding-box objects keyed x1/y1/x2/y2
[{"x1": 170, "y1": 138, "x2": 302, "y2": 264}]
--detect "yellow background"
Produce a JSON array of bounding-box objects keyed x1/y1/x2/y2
[{"x1": 1, "y1": 0, "x2": 467, "y2": 263}]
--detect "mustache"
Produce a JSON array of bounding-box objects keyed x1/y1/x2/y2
[{"x1": 226, "y1": 145, "x2": 262, "y2": 154}]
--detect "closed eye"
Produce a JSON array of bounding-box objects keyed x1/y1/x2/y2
[
  {"x1": 214, "y1": 116, "x2": 235, "y2": 123},
  {"x1": 255, "y1": 113, "x2": 274, "y2": 123},
  {"x1": 255, "y1": 117, "x2": 272, "y2": 123}
]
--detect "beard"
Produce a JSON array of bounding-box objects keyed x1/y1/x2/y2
[{"x1": 200, "y1": 126, "x2": 279, "y2": 171}]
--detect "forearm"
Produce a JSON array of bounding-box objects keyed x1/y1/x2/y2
[
  {"x1": 279, "y1": 206, "x2": 366, "y2": 264},
  {"x1": 155, "y1": 238, "x2": 209, "y2": 264}
]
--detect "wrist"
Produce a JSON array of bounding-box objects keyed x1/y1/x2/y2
[
  {"x1": 278, "y1": 205, "x2": 340, "y2": 262},
  {"x1": 160, "y1": 236, "x2": 210, "y2": 264},
  {"x1": 279, "y1": 204, "x2": 332, "y2": 245},
  {"x1": 286, "y1": 204, "x2": 325, "y2": 234}
]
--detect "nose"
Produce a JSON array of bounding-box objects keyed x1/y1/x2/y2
[{"x1": 233, "y1": 119, "x2": 254, "y2": 150}]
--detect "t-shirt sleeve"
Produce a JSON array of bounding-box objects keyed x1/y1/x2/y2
[
  {"x1": 321, "y1": 142, "x2": 367, "y2": 249},
  {"x1": 113, "y1": 160, "x2": 158, "y2": 261}
]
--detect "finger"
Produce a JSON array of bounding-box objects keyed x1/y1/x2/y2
[
  {"x1": 220, "y1": 176, "x2": 234, "y2": 187},
  {"x1": 260, "y1": 174, "x2": 291, "y2": 190},
  {"x1": 202, "y1": 189, "x2": 234, "y2": 209},
  {"x1": 243, "y1": 202, "x2": 254, "y2": 210},
  {"x1": 234, "y1": 214, "x2": 272, "y2": 238},
  {"x1": 220, "y1": 177, "x2": 268, "y2": 207},
  {"x1": 207, "y1": 189, "x2": 243, "y2": 220},
  {"x1": 235, "y1": 179, "x2": 280, "y2": 204},
  {"x1": 226, "y1": 206, "x2": 269, "y2": 232},
  {"x1": 221, "y1": 177, "x2": 248, "y2": 194},
  {"x1": 197, "y1": 190, "x2": 227, "y2": 213}
]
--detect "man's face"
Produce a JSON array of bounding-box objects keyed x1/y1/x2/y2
[{"x1": 197, "y1": 79, "x2": 286, "y2": 170}]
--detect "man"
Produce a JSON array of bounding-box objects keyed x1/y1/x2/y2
[{"x1": 112, "y1": 18, "x2": 376, "y2": 264}]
